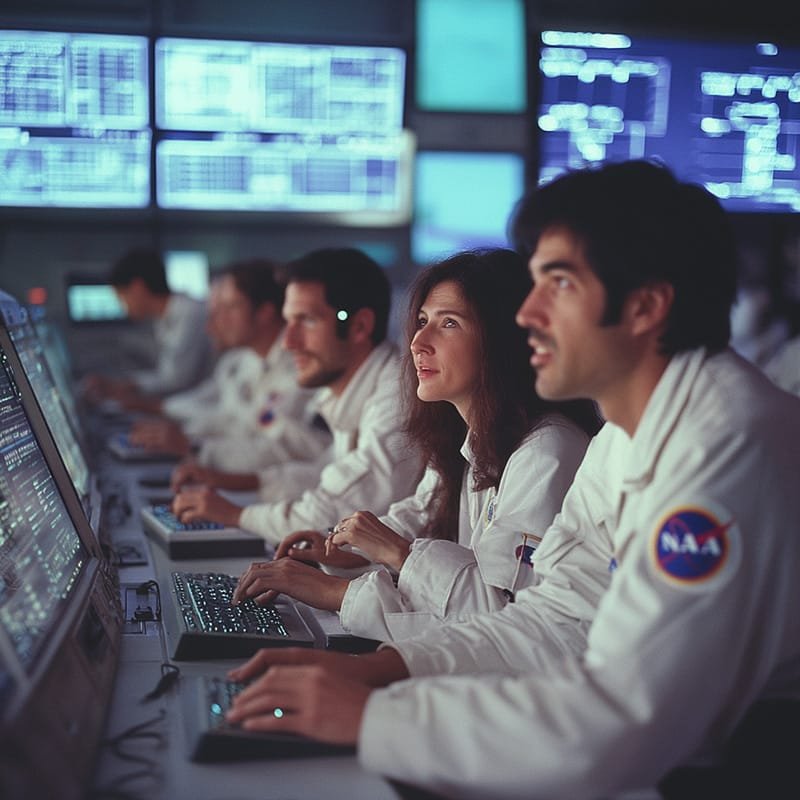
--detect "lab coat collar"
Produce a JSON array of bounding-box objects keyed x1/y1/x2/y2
[
  {"x1": 315, "y1": 340, "x2": 398, "y2": 434},
  {"x1": 621, "y1": 346, "x2": 708, "y2": 490}
]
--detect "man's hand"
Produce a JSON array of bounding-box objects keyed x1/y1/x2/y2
[
  {"x1": 171, "y1": 486, "x2": 242, "y2": 527},
  {"x1": 328, "y1": 510, "x2": 411, "y2": 572},
  {"x1": 129, "y1": 419, "x2": 191, "y2": 456},
  {"x1": 232, "y1": 557, "x2": 349, "y2": 611},
  {"x1": 226, "y1": 663, "x2": 370, "y2": 745},
  {"x1": 227, "y1": 646, "x2": 409, "y2": 688},
  {"x1": 170, "y1": 460, "x2": 259, "y2": 493}
]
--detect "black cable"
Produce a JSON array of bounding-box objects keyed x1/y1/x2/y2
[{"x1": 141, "y1": 662, "x2": 180, "y2": 703}]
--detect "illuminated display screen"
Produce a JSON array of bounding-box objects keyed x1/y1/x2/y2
[
  {"x1": 156, "y1": 132, "x2": 412, "y2": 218},
  {"x1": 65, "y1": 283, "x2": 125, "y2": 323},
  {"x1": 154, "y1": 37, "x2": 409, "y2": 219},
  {"x1": 412, "y1": 151, "x2": 525, "y2": 264},
  {"x1": 0, "y1": 30, "x2": 150, "y2": 208},
  {"x1": 416, "y1": 0, "x2": 526, "y2": 112},
  {"x1": 537, "y1": 31, "x2": 800, "y2": 212},
  {"x1": 0, "y1": 343, "x2": 86, "y2": 671},
  {"x1": 155, "y1": 38, "x2": 405, "y2": 134}
]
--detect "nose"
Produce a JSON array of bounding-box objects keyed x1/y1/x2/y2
[
  {"x1": 283, "y1": 321, "x2": 301, "y2": 351},
  {"x1": 516, "y1": 284, "x2": 544, "y2": 331},
  {"x1": 410, "y1": 327, "x2": 433, "y2": 355}
]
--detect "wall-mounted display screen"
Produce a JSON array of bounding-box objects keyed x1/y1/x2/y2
[
  {"x1": 416, "y1": 0, "x2": 526, "y2": 112},
  {"x1": 412, "y1": 150, "x2": 525, "y2": 264},
  {"x1": 153, "y1": 37, "x2": 410, "y2": 221},
  {"x1": 537, "y1": 31, "x2": 800, "y2": 212},
  {"x1": 155, "y1": 37, "x2": 406, "y2": 135},
  {"x1": 0, "y1": 31, "x2": 150, "y2": 208}
]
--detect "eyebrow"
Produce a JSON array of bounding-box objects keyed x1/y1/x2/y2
[{"x1": 418, "y1": 307, "x2": 469, "y2": 318}]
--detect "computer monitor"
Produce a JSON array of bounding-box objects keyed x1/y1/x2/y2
[
  {"x1": 536, "y1": 30, "x2": 800, "y2": 212},
  {"x1": 65, "y1": 277, "x2": 127, "y2": 324},
  {"x1": 0, "y1": 292, "x2": 95, "y2": 525},
  {"x1": 0, "y1": 30, "x2": 151, "y2": 209},
  {"x1": 164, "y1": 250, "x2": 211, "y2": 300},
  {"x1": 412, "y1": 150, "x2": 526, "y2": 264},
  {"x1": 0, "y1": 317, "x2": 120, "y2": 800},
  {"x1": 416, "y1": 0, "x2": 527, "y2": 112},
  {"x1": 153, "y1": 36, "x2": 411, "y2": 221}
]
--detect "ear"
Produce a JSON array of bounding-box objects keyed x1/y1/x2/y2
[
  {"x1": 625, "y1": 281, "x2": 674, "y2": 337},
  {"x1": 348, "y1": 307, "x2": 376, "y2": 343}
]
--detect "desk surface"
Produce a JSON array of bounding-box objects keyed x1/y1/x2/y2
[{"x1": 92, "y1": 455, "x2": 399, "y2": 800}]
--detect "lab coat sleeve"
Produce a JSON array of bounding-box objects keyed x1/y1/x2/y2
[
  {"x1": 358, "y1": 407, "x2": 800, "y2": 799},
  {"x1": 339, "y1": 422, "x2": 590, "y2": 641},
  {"x1": 238, "y1": 377, "x2": 423, "y2": 545},
  {"x1": 132, "y1": 296, "x2": 211, "y2": 395}
]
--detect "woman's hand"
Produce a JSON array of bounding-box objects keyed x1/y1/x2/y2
[
  {"x1": 232, "y1": 558, "x2": 350, "y2": 611},
  {"x1": 276, "y1": 529, "x2": 370, "y2": 570},
  {"x1": 328, "y1": 510, "x2": 411, "y2": 572},
  {"x1": 171, "y1": 486, "x2": 242, "y2": 527}
]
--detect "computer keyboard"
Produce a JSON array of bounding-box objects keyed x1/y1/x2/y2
[
  {"x1": 152, "y1": 504, "x2": 225, "y2": 531},
  {"x1": 164, "y1": 571, "x2": 316, "y2": 659},
  {"x1": 182, "y1": 675, "x2": 354, "y2": 761}
]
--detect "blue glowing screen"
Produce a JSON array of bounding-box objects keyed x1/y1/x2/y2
[
  {"x1": 537, "y1": 31, "x2": 800, "y2": 212},
  {"x1": 412, "y1": 151, "x2": 525, "y2": 264},
  {"x1": 0, "y1": 31, "x2": 150, "y2": 208}
]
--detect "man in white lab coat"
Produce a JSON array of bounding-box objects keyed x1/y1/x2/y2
[
  {"x1": 220, "y1": 162, "x2": 800, "y2": 800},
  {"x1": 84, "y1": 247, "x2": 212, "y2": 403},
  {"x1": 171, "y1": 248, "x2": 424, "y2": 547}
]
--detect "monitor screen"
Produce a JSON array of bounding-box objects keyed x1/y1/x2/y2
[
  {"x1": 412, "y1": 150, "x2": 525, "y2": 264},
  {"x1": 0, "y1": 30, "x2": 151, "y2": 208},
  {"x1": 0, "y1": 339, "x2": 88, "y2": 671},
  {"x1": 65, "y1": 282, "x2": 126, "y2": 323},
  {"x1": 536, "y1": 31, "x2": 800, "y2": 212},
  {"x1": 416, "y1": 0, "x2": 526, "y2": 112},
  {"x1": 155, "y1": 37, "x2": 405, "y2": 135},
  {"x1": 154, "y1": 37, "x2": 410, "y2": 220},
  {"x1": 164, "y1": 250, "x2": 210, "y2": 300}
]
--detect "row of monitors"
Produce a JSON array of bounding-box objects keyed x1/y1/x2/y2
[{"x1": 2, "y1": 25, "x2": 800, "y2": 213}]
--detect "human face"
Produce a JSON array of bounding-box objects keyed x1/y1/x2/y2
[
  {"x1": 411, "y1": 280, "x2": 481, "y2": 424},
  {"x1": 282, "y1": 281, "x2": 351, "y2": 390},
  {"x1": 212, "y1": 275, "x2": 257, "y2": 349},
  {"x1": 516, "y1": 228, "x2": 635, "y2": 412},
  {"x1": 114, "y1": 279, "x2": 150, "y2": 320}
]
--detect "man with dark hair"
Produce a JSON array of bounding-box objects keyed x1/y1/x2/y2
[
  {"x1": 128, "y1": 259, "x2": 329, "y2": 472},
  {"x1": 219, "y1": 162, "x2": 800, "y2": 799},
  {"x1": 84, "y1": 247, "x2": 212, "y2": 404},
  {"x1": 171, "y1": 247, "x2": 423, "y2": 548}
]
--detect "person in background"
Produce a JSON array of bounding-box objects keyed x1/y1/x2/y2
[
  {"x1": 128, "y1": 259, "x2": 329, "y2": 472},
  {"x1": 221, "y1": 161, "x2": 800, "y2": 800},
  {"x1": 232, "y1": 248, "x2": 600, "y2": 642},
  {"x1": 83, "y1": 247, "x2": 212, "y2": 406},
  {"x1": 171, "y1": 247, "x2": 424, "y2": 548}
]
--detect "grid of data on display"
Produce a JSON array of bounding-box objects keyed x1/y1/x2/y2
[
  {"x1": 0, "y1": 31, "x2": 150, "y2": 207},
  {"x1": 0, "y1": 348, "x2": 85, "y2": 671},
  {"x1": 155, "y1": 38, "x2": 408, "y2": 212}
]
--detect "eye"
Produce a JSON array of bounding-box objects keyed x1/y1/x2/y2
[
  {"x1": 442, "y1": 317, "x2": 458, "y2": 328},
  {"x1": 415, "y1": 315, "x2": 427, "y2": 329},
  {"x1": 554, "y1": 275, "x2": 572, "y2": 290}
]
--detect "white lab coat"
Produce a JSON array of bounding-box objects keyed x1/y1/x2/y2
[
  {"x1": 339, "y1": 415, "x2": 591, "y2": 641},
  {"x1": 239, "y1": 341, "x2": 424, "y2": 545},
  {"x1": 130, "y1": 293, "x2": 212, "y2": 395},
  {"x1": 191, "y1": 343, "x2": 327, "y2": 472},
  {"x1": 359, "y1": 348, "x2": 800, "y2": 800},
  {"x1": 764, "y1": 334, "x2": 800, "y2": 396}
]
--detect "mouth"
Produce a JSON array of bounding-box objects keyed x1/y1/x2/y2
[
  {"x1": 528, "y1": 339, "x2": 553, "y2": 369},
  {"x1": 416, "y1": 364, "x2": 438, "y2": 380}
]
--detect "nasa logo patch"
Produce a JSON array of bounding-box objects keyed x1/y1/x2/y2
[{"x1": 651, "y1": 505, "x2": 739, "y2": 589}]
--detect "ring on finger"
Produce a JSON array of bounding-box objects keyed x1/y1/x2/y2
[{"x1": 273, "y1": 707, "x2": 284, "y2": 719}]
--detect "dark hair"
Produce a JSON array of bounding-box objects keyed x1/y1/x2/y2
[
  {"x1": 108, "y1": 248, "x2": 169, "y2": 295},
  {"x1": 510, "y1": 160, "x2": 737, "y2": 354},
  {"x1": 283, "y1": 248, "x2": 390, "y2": 344},
  {"x1": 404, "y1": 249, "x2": 601, "y2": 540},
  {"x1": 218, "y1": 258, "x2": 284, "y2": 311}
]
